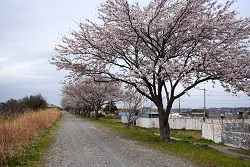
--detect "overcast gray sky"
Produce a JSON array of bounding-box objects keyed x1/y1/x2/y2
[{"x1": 0, "y1": 0, "x2": 249, "y2": 108}]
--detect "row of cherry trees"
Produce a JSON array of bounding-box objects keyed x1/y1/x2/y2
[
  {"x1": 60, "y1": 78, "x2": 122, "y2": 119},
  {"x1": 51, "y1": 0, "x2": 250, "y2": 141}
]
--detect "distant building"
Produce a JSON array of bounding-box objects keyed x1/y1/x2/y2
[
  {"x1": 139, "y1": 112, "x2": 159, "y2": 118},
  {"x1": 207, "y1": 107, "x2": 250, "y2": 119}
]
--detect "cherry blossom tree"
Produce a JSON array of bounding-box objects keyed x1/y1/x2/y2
[
  {"x1": 61, "y1": 84, "x2": 92, "y2": 115},
  {"x1": 51, "y1": 0, "x2": 250, "y2": 141},
  {"x1": 61, "y1": 94, "x2": 78, "y2": 113},
  {"x1": 61, "y1": 77, "x2": 121, "y2": 119},
  {"x1": 122, "y1": 87, "x2": 153, "y2": 128}
]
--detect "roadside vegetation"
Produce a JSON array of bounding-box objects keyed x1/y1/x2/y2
[
  {"x1": 228, "y1": 148, "x2": 250, "y2": 156},
  {"x1": 76, "y1": 114, "x2": 250, "y2": 167},
  {"x1": 0, "y1": 108, "x2": 61, "y2": 166},
  {"x1": 0, "y1": 94, "x2": 48, "y2": 116}
]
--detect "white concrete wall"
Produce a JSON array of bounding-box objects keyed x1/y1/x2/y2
[
  {"x1": 202, "y1": 120, "x2": 222, "y2": 143},
  {"x1": 130, "y1": 117, "x2": 250, "y2": 148},
  {"x1": 135, "y1": 117, "x2": 203, "y2": 130},
  {"x1": 169, "y1": 118, "x2": 203, "y2": 130},
  {"x1": 121, "y1": 115, "x2": 128, "y2": 124},
  {"x1": 136, "y1": 118, "x2": 159, "y2": 128},
  {"x1": 136, "y1": 118, "x2": 156, "y2": 128},
  {"x1": 202, "y1": 119, "x2": 250, "y2": 144},
  {"x1": 149, "y1": 118, "x2": 160, "y2": 128}
]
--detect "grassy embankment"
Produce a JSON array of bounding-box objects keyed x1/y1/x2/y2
[
  {"x1": 0, "y1": 108, "x2": 61, "y2": 166},
  {"x1": 78, "y1": 115, "x2": 250, "y2": 167}
]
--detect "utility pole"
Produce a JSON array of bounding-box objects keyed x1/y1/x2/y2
[
  {"x1": 178, "y1": 97, "x2": 181, "y2": 114},
  {"x1": 203, "y1": 88, "x2": 206, "y2": 119},
  {"x1": 198, "y1": 88, "x2": 206, "y2": 120}
]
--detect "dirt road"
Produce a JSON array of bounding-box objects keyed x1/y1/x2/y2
[{"x1": 44, "y1": 111, "x2": 195, "y2": 167}]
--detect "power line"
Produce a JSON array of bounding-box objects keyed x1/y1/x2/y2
[
  {"x1": 193, "y1": 88, "x2": 249, "y2": 96},
  {"x1": 184, "y1": 95, "x2": 249, "y2": 97}
]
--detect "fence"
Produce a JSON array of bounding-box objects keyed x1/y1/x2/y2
[
  {"x1": 222, "y1": 122, "x2": 250, "y2": 149},
  {"x1": 122, "y1": 116, "x2": 250, "y2": 149},
  {"x1": 136, "y1": 118, "x2": 159, "y2": 128},
  {"x1": 202, "y1": 119, "x2": 224, "y2": 143},
  {"x1": 169, "y1": 118, "x2": 203, "y2": 130},
  {"x1": 135, "y1": 117, "x2": 203, "y2": 130},
  {"x1": 202, "y1": 119, "x2": 250, "y2": 149}
]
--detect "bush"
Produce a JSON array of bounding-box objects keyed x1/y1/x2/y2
[{"x1": 0, "y1": 94, "x2": 48, "y2": 116}]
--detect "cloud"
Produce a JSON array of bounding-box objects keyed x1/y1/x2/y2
[
  {"x1": 0, "y1": 0, "x2": 103, "y2": 106},
  {"x1": 0, "y1": 56, "x2": 8, "y2": 64},
  {"x1": 0, "y1": 57, "x2": 51, "y2": 79},
  {"x1": 0, "y1": 62, "x2": 31, "y2": 77},
  {"x1": 0, "y1": 0, "x2": 249, "y2": 107}
]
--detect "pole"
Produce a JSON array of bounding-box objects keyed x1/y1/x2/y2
[
  {"x1": 197, "y1": 88, "x2": 206, "y2": 121},
  {"x1": 109, "y1": 99, "x2": 111, "y2": 113},
  {"x1": 179, "y1": 97, "x2": 181, "y2": 114},
  {"x1": 204, "y1": 88, "x2": 206, "y2": 119}
]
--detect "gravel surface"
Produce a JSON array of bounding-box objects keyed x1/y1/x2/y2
[{"x1": 44, "y1": 111, "x2": 196, "y2": 167}]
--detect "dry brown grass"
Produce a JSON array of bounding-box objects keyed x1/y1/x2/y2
[
  {"x1": 0, "y1": 108, "x2": 60, "y2": 164},
  {"x1": 174, "y1": 130, "x2": 202, "y2": 139}
]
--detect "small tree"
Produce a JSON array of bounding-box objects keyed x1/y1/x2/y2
[
  {"x1": 21, "y1": 94, "x2": 47, "y2": 111},
  {"x1": 103, "y1": 102, "x2": 118, "y2": 114},
  {"x1": 4, "y1": 99, "x2": 22, "y2": 114},
  {"x1": 123, "y1": 87, "x2": 153, "y2": 127}
]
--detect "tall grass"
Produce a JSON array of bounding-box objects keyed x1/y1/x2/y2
[{"x1": 0, "y1": 108, "x2": 60, "y2": 165}]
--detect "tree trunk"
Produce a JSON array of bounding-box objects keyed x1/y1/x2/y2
[
  {"x1": 94, "y1": 104, "x2": 101, "y2": 120},
  {"x1": 126, "y1": 114, "x2": 132, "y2": 128},
  {"x1": 86, "y1": 111, "x2": 90, "y2": 117},
  {"x1": 158, "y1": 105, "x2": 171, "y2": 142},
  {"x1": 126, "y1": 122, "x2": 131, "y2": 128},
  {"x1": 85, "y1": 107, "x2": 91, "y2": 117},
  {"x1": 94, "y1": 110, "x2": 98, "y2": 120}
]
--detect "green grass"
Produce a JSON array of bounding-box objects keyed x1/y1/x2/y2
[
  {"x1": 5, "y1": 114, "x2": 63, "y2": 167},
  {"x1": 77, "y1": 115, "x2": 250, "y2": 167},
  {"x1": 170, "y1": 129, "x2": 215, "y2": 144},
  {"x1": 229, "y1": 148, "x2": 250, "y2": 156}
]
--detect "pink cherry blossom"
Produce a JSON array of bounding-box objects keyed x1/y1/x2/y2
[{"x1": 51, "y1": 0, "x2": 250, "y2": 141}]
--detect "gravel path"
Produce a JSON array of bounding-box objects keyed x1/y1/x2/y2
[{"x1": 44, "y1": 111, "x2": 196, "y2": 167}]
